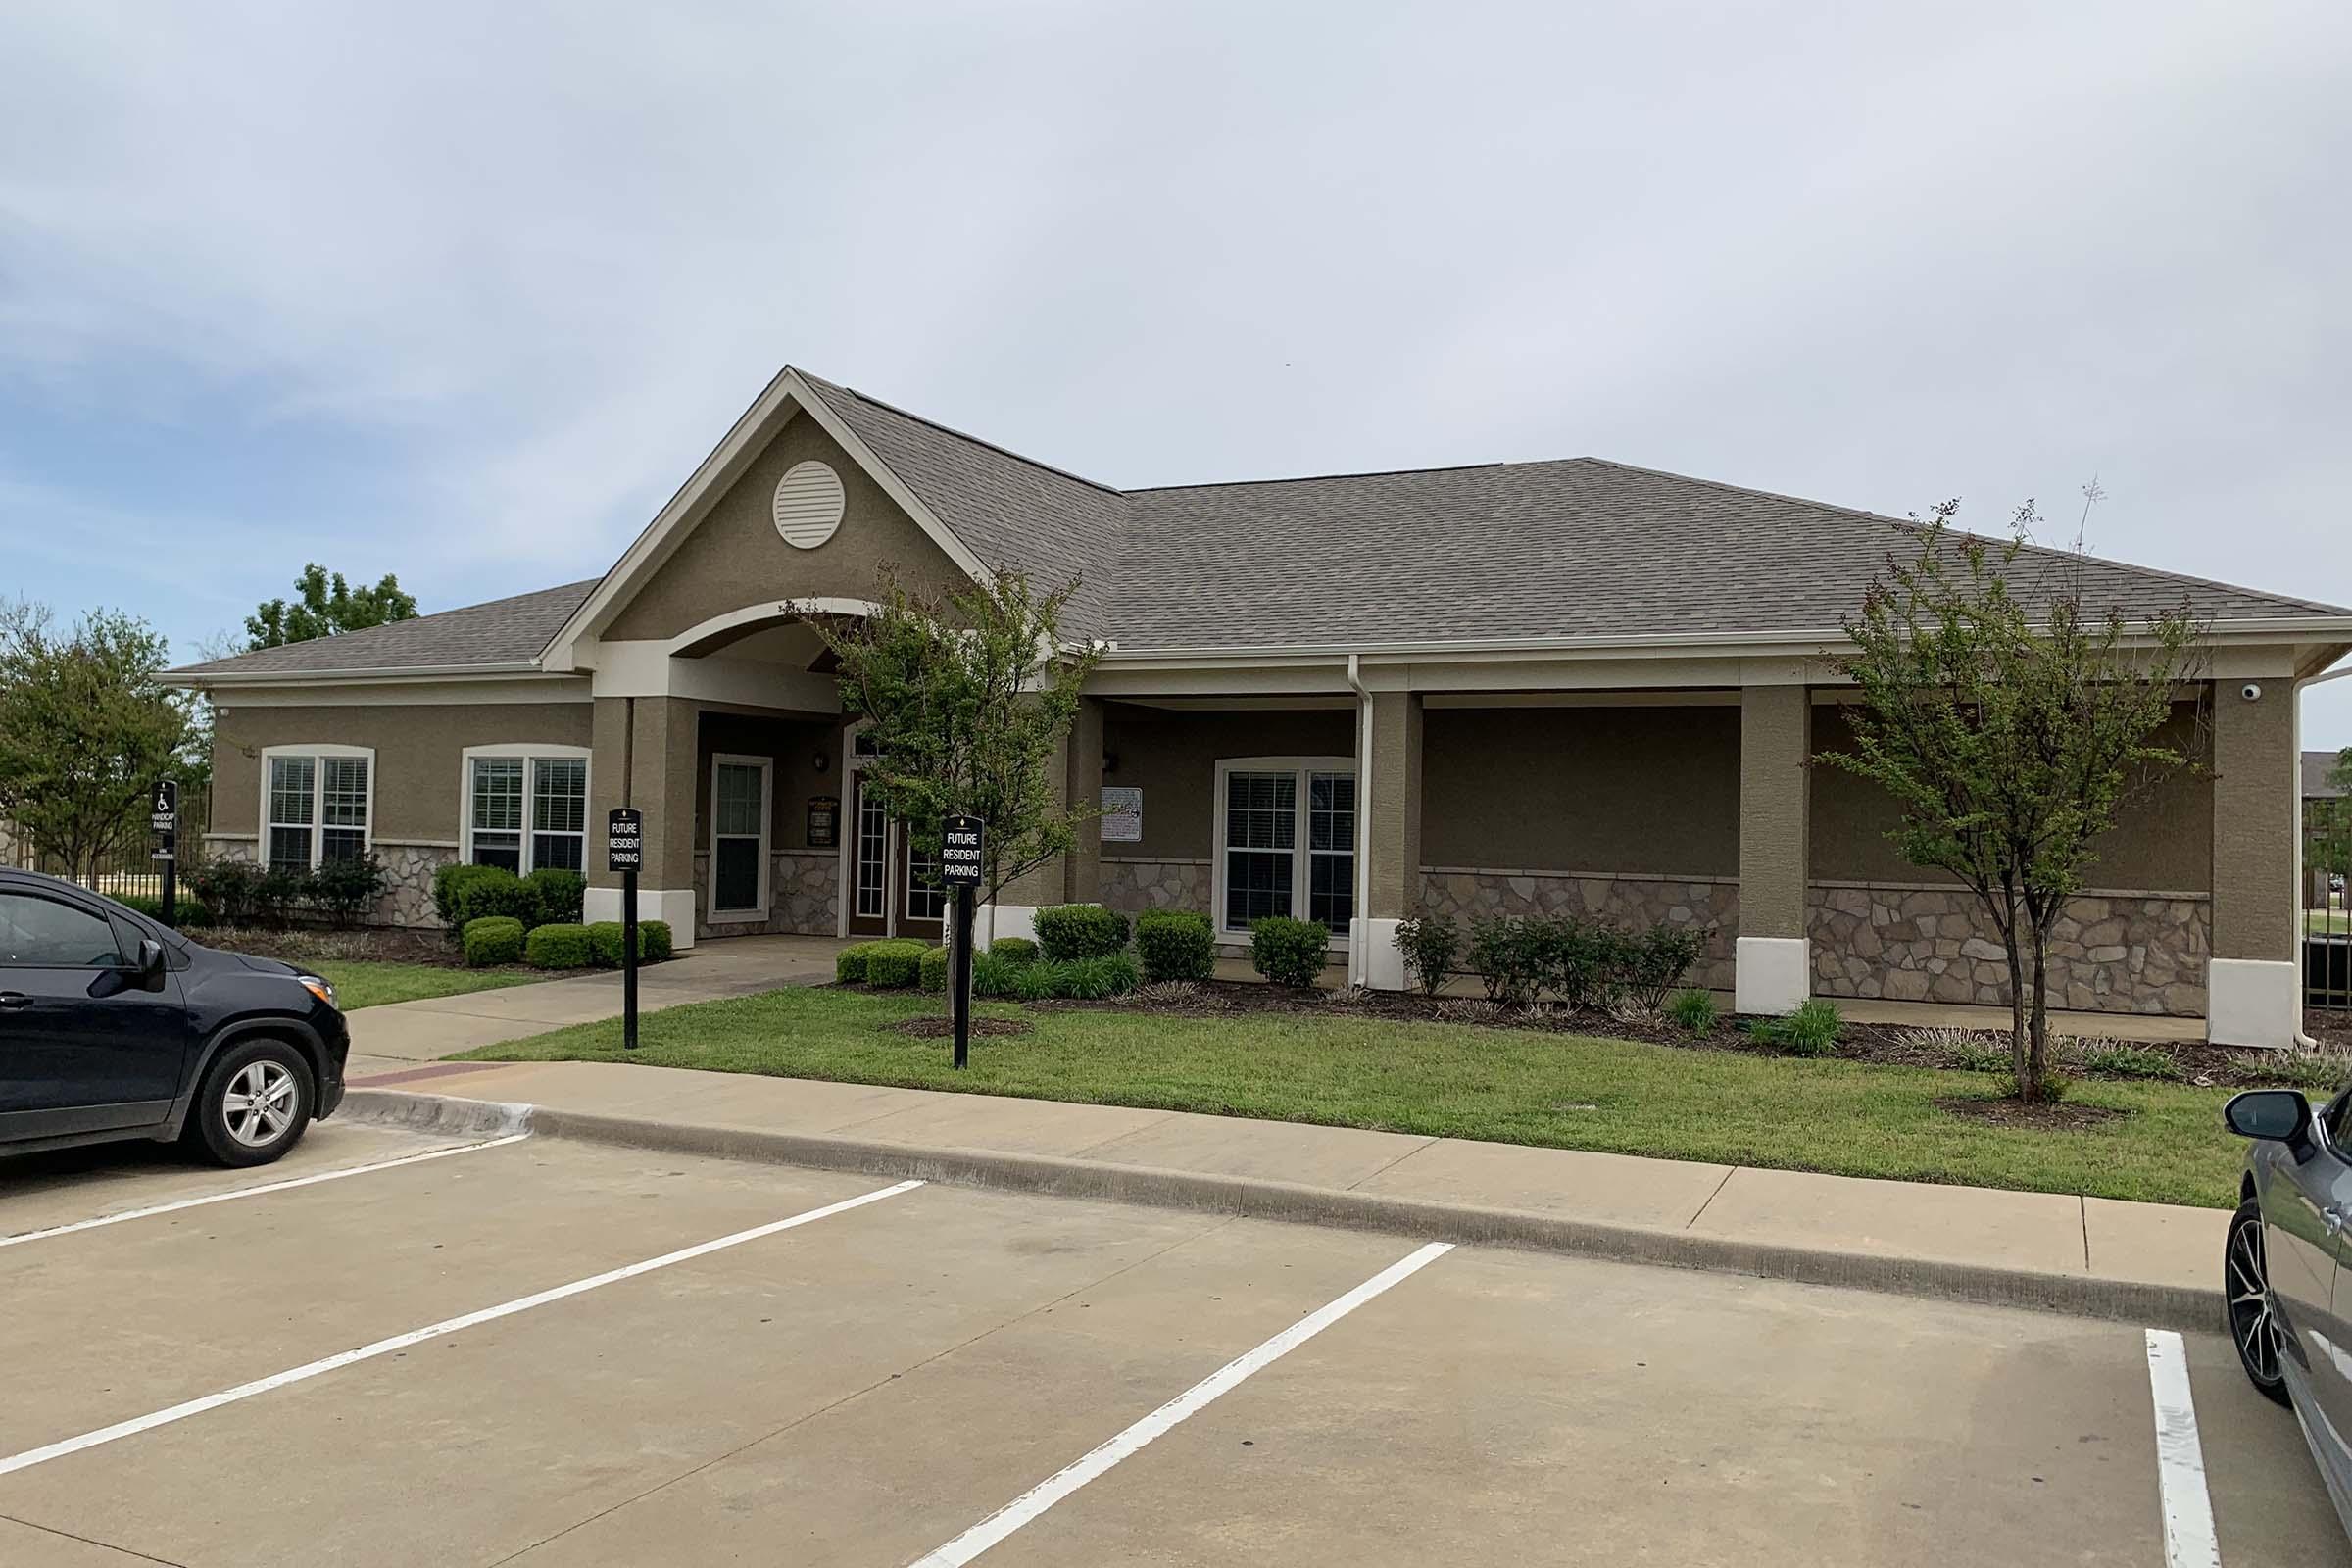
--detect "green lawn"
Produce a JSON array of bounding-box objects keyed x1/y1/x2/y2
[
  {"x1": 315, "y1": 960, "x2": 549, "y2": 1011},
  {"x1": 2308, "y1": 907, "x2": 2350, "y2": 936},
  {"x1": 460, "y1": 986, "x2": 2249, "y2": 1208}
]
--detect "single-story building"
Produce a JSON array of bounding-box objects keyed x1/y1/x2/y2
[{"x1": 171, "y1": 366, "x2": 2352, "y2": 1047}]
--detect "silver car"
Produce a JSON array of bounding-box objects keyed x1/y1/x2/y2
[{"x1": 2227, "y1": 1088, "x2": 2352, "y2": 1534}]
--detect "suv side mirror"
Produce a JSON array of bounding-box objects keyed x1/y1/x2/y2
[
  {"x1": 134, "y1": 936, "x2": 166, "y2": 987},
  {"x1": 2225, "y1": 1089, "x2": 2312, "y2": 1143}
]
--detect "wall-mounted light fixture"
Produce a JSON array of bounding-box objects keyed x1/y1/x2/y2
[{"x1": 812, "y1": 752, "x2": 830, "y2": 773}]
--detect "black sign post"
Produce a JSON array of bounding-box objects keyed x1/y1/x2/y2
[
  {"x1": 149, "y1": 779, "x2": 179, "y2": 928},
  {"x1": 608, "y1": 807, "x2": 645, "y2": 1051},
  {"x1": 940, "y1": 814, "x2": 985, "y2": 1070}
]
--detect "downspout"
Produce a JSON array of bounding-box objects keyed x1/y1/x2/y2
[
  {"x1": 1348, "y1": 653, "x2": 1372, "y2": 989},
  {"x1": 2292, "y1": 662, "x2": 2352, "y2": 1047}
]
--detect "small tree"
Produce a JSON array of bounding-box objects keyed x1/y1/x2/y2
[
  {"x1": 1819, "y1": 505, "x2": 2205, "y2": 1101},
  {"x1": 2312, "y1": 747, "x2": 2352, "y2": 901},
  {"x1": 0, "y1": 600, "x2": 197, "y2": 884},
  {"x1": 246, "y1": 564, "x2": 418, "y2": 650},
  {"x1": 802, "y1": 566, "x2": 1103, "y2": 941}
]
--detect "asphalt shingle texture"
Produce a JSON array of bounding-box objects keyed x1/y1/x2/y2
[{"x1": 171, "y1": 580, "x2": 597, "y2": 676}]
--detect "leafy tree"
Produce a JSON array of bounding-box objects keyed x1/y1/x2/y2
[
  {"x1": 2312, "y1": 746, "x2": 2352, "y2": 889},
  {"x1": 0, "y1": 600, "x2": 197, "y2": 884},
  {"x1": 1818, "y1": 504, "x2": 2206, "y2": 1101},
  {"x1": 245, "y1": 564, "x2": 418, "y2": 650},
  {"x1": 804, "y1": 569, "x2": 1103, "y2": 912}
]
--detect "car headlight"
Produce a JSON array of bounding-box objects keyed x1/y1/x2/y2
[{"x1": 297, "y1": 974, "x2": 338, "y2": 1010}]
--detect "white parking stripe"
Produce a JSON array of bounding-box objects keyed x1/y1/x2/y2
[
  {"x1": 0, "y1": 1178, "x2": 923, "y2": 1480},
  {"x1": 2145, "y1": 1328, "x2": 2223, "y2": 1568},
  {"x1": 910, "y1": 1240, "x2": 1453, "y2": 1568},
  {"x1": 0, "y1": 1133, "x2": 533, "y2": 1250}
]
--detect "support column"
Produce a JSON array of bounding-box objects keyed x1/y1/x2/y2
[
  {"x1": 1361, "y1": 690, "x2": 1423, "y2": 991},
  {"x1": 2209, "y1": 680, "x2": 2300, "y2": 1047},
  {"x1": 987, "y1": 709, "x2": 1081, "y2": 947},
  {"x1": 585, "y1": 696, "x2": 702, "y2": 948},
  {"x1": 1064, "y1": 697, "x2": 1105, "y2": 906},
  {"x1": 1736, "y1": 684, "x2": 1811, "y2": 1014}
]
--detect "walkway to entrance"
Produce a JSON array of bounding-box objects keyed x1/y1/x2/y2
[{"x1": 346, "y1": 934, "x2": 851, "y2": 1071}]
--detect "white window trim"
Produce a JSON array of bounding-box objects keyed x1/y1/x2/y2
[
  {"x1": 707, "y1": 752, "x2": 774, "y2": 924},
  {"x1": 457, "y1": 743, "x2": 592, "y2": 876},
  {"x1": 259, "y1": 745, "x2": 376, "y2": 872},
  {"x1": 1210, "y1": 755, "x2": 1356, "y2": 948}
]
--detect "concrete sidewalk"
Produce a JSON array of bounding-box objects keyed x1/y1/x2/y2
[
  {"x1": 345, "y1": 934, "x2": 845, "y2": 1071},
  {"x1": 342, "y1": 1055, "x2": 2230, "y2": 1330}
]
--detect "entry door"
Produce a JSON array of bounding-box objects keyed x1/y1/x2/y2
[
  {"x1": 847, "y1": 771, "x2": 891, "y2": 938},
  {"x1": 709, "y1": 756, "x2": 772, "y2": 924},
  {"x1": 899, "y1": 829, "x2": 946, "y2": 944}
]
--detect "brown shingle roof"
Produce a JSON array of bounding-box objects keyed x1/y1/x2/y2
[
  {"x1": 171, "y1": 580, "x2": 597, "y2": 678},
  {"x1": 2311, "y1": 750, "x2": 2351, "y2": 799},
  {"x1": 169, "y1": 368, "x2": 2352, "y2": 681}
]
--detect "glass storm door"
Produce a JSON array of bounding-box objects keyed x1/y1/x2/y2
[{"x1": 847, "y1": 772, "x2": 891, "y2": 938}]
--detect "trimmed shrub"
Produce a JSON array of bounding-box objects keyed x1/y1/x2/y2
[
  {"x1": 864, "y1": 944, "x2": 922, "y2": 989},
  {"x1": 586, "y1": 920, "x2": 673, "y2": 967},
  {"x1": 1010, "y1": 959, "x2": 1064, "y2": 1002},
  {"x1": 920, "y1": 946, "x2": 950, "y2": 994},
  {"x1": 115, "y1": 893, "x2": 217, "y2": 928},
  {"x1": 1620, "y1": 923, "x2": 1704, "y2": 1009},
  {"x1": 255, "y1": 868, "x2": 311, "y2": 928},
  {"x1": 1135, "y1": 909, "x2": 1215, "y2": 984},
  {"x1": 836, "y1": 938, "x2": 926, "y2": 984},
  {"x1": 525, "y1": 867, "x2": 586, "y2": 926},
  {"x1": 463, "y1": 916, "x2": 526, "y2": 967},
  {"x1": 523, "y1": 922, "x2": 594, "y2": 969},
  {"x1": 1250, "y1": 916, "x2": 1328, "y2": 988},
  {"x1": 1393, "y1": 910, "x2": 1460, "y2": 996},
  {"x1": 990, "y1": 936, "x2": 1040, "y2": 967},
  {"x1": 1666, "y1": 988, "x2": 1717, "y2": 1034},
  {"x1": 186, "y1": 859, "x2": 266, "y2": 927},
  {"x1": 1034, "y1": 904, "x2": 1130, "y2": 963},
  {"x1": 1467, "y1": 914, "x2": 1546, "y2": 1005},
  {"x1": 433, "y1": 862, "x2": 509, "y2": 929},
  {"x1": 310, "y1": 853, "x2": 388, "y2": 928},
  {"x1": 446, "y1": 866, "x2": 540, "y2": 934}
]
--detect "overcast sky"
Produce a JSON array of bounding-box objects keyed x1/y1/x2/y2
[{"x1": 4, "y1": 0, "x2": 2348, "y2": 744}]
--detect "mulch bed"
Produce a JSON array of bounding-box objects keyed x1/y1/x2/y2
[
  {"x1": 890, "y1": 1016, "x2": 1035, "y2": 1040},
  {"x1": 179, "y1": 926, "x2": 469, "y2": 967}
]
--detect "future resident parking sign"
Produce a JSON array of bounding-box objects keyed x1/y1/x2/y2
[{"x1": 941, "y1": 815, "x2": 984, "y2": 887}]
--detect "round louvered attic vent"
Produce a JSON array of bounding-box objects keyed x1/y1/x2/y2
[{"x1": 772, "y1": 460, "x2": 846, "y2": 549}]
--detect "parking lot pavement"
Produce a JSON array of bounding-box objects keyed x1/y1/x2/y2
[{"x1": 0, "y1": 1138, "x2": 2345, "y2": 1568}]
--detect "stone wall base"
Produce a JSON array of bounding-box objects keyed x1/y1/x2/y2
[
  {"x1": 1806, "y1": 883, "x2": 2210, "y2": 1017},
  {"x1": 1099, "y1": 858, "x2": 1213, "y2": 917},
  {"x1": 691, "y1": 849, "x2": 841, "y2": 939}
]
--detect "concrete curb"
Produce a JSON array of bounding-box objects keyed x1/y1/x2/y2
[{"x1": 341, "y1": 1088, "x2": 2226, "y2": 1335}]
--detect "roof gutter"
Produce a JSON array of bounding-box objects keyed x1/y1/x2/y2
[{"x1": 162, "y1": 661, "x2": 555, "y2": 690}]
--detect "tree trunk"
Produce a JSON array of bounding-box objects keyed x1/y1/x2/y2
[
  {"x1": 1998, "y1": 893, "x2": 2031, "y2": 1099},
  {"x1": 2026, "y1": 923, "x2": 2054, "y2": 1102}
]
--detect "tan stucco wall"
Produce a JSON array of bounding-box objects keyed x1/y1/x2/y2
[
  {"x1": 211, "y1": 701, "x2": 592, "y2": 843},
  {"x1": 1740, "y1": 686, "x2": 1810, "y2": 938},
  {"x1": 2211, "y1": 686, "x2": 2297, "y2": 959},
  {"x1": 604, "y1": 412, "x2": 968, "y2": 643},
  {"x1": 1100, "y1": 706, "x2": 1357, "y2": 862},
  {"x1": 1367, "y1": 692, "x2": 1423, "y2": 918},
  {"x1": 586, "y1": 696, "x2": 698, "y2": 888},
  {"x1": 1808, "y1": 701, "x2": 2215, "y2": 893},
  {"x1": 1419, "y1": 705, "x2": 1740, "y2": 877}
]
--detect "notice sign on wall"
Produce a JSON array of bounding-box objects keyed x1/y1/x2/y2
[
  {"x1": 807, "y1": 795, "x2": 839, "y2": 849},
  {"x1": 1100, "y1": 786, "x2": 1142, "y2": 842}
]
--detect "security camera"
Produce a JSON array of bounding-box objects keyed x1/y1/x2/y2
[{"x1": 2240, "y1": 682, "x2": 2264, "y2": 702}]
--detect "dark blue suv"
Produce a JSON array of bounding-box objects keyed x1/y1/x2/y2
[{"x1": 0, "y1": 869, "x2": 350, "y2": 1167}]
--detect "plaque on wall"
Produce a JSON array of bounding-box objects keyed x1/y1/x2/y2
[
  {"x1": 1101, "y1": 786, "x2": 1142, "y2": 843},
  {"x1": 807, "y1": 795, "x2": 840, "y2": 848}
]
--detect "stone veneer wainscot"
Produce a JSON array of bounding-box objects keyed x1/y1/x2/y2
[
  {"x1": 1416, "y1": 868, "x2": 1740, "y2": 993},
  {"x1": 1806, "y1": 882, "x2": 2210, "y2": 1016}
]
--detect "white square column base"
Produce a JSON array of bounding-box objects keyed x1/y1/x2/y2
[
  {"x1": 970, "y1": 904, "x2": 1040, "y2": 949},
  {"x1": 583, "y1": 886, "x2": 700, "y2": 949},
  {"x1": 2207, "y1": 957, "x2": 2300, "y2": 1049},
  {"x1": 1735, "y1": 936, "x2": 1810, "y2": 1015},
  {"x1": 1357, "y1": 917, "x2": 1407, "y2": 991}
]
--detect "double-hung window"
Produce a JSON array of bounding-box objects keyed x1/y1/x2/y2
[
  {"x1": 264, "y1": 748, "x2": 373, "y2": 872},
  {"x1": 1214, "y1": 758, "x2": 1356, "y2": 939},
  {"x1": 464, "y1": 748, "x2": 590, "y2": 874}
]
